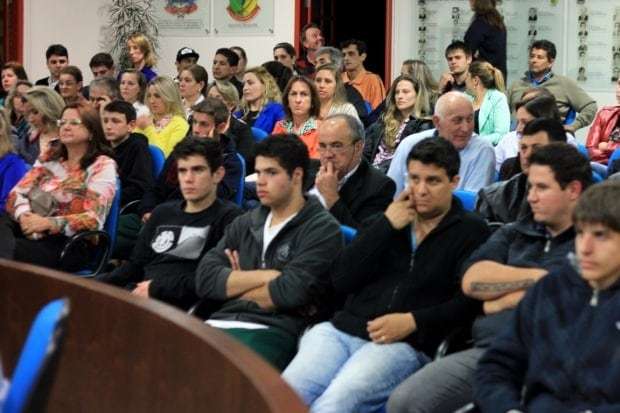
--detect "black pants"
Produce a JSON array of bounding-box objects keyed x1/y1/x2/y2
[{"x1": 0, "y1": 215, "x2": 89, "y2": 271}]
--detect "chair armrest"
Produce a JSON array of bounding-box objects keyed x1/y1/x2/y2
[
  {"x1": 120, "y1": 200, "x2": 140, "y2": 216},
  {"x1": 59, "y1": 230, "x2": 111, "y2": 277}
]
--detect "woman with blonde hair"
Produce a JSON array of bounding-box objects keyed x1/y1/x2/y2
[
  {"x1": 234, "y1": 66, "x2": 284, "y2": 134},
  {"x1": 272, "y1": 76, "x2": 321, "y2": 158},
  {"x1": 207, "y1": 80, "x2": 240, "y2": 113},
  {"x1": 0, "y1": 109, "x2": 27, "y2": 211},
  {"x1": 127, "y1": 32, "x2": 157, "y2": 82},
  {"x1": 21, "y1": 86, "x2": 65, "y2": 164},
  {"x1": 400, "y1": 59, "x2": 439, "y2": 116},
  {"x1": 364, "y1": 75, "x2": 433, "y2": 172},
  {"x1": 134, "y1": 76, "x2": 189, "y2": 157},
  {"x1": 465, "y1": 60, "x2": 510, "y2": 145},
  {"x1": 315, "y1": 64, "x2": 359, "y2": 122},
  {"x1": 1, "y1": 103, "x2": 116, "y2": 270}
]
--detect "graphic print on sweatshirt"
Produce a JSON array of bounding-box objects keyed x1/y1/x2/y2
[{"x1": 150, "y1": 225, "x2": 211, "y2": 260}]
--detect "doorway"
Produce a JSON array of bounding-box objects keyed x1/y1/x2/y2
[{"x1": 296, "y1": 0, "x2": 391, "y2": 85}]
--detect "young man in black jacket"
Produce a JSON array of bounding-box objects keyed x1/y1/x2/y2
[
  {"x1": 196, "y1": 134, "x2": 342, "y2": 371},
  {"x1": 475, "y1": 180, "x2": 620, "y2": 412},
  {"x1": 388, "y1": 143, "x2": 592, "y2": 413},
  {"x1": 283, "y1": 137, "x2": 489, "y2": 413},
  {"x1": 97, "y1": 138, "x2": 242, "y2": 310},
  {"x1": 101, "y1": 100, "x2": 154, "y2": 207}
]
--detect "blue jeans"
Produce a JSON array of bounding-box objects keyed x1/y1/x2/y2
[{"x1": 282, "y1": 322, "x2": 430, "y2": 413}]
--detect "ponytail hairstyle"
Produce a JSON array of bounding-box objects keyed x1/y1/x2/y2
[{"x1": 469, "y1": 61, "x2": 505, "y2": 92}]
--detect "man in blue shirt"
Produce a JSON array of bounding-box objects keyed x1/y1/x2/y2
[{"x1": 387, "y1": 91, "x2": 495, "y2": 196}]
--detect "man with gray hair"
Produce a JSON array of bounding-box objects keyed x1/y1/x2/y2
[
  {"x1": 315, "y1": 47, "x2": 369, "y2": 125},
  {"x1": 309, "y1": 114, "x2": 395, "y2": 228},
  {"x1": 388, "y1": 91, "x2": 495, "y2": 196},
  {"x1": 89, "y1": 77, "x2": 121, "y2": 111}
]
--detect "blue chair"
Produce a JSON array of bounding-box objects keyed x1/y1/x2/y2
[
  {"x1": 251, "y1": 127, "x2": 268, "y2": 142},
  {"x1": 340, "y1": 225, "x2": 357, "y2": 245},
  {"x1": 60, "y1": 178, "x2": 121, "y2": 277},
  {"x1": 607, "y1": 148, "x2": 620, "y2": 177},
  {"x1": 590, "y1": 162, "x2": 607, "y2": 180},
  {"x1": 3, "y1": 298, "x2": 69, "y2": 413},
  {"x1": 592, "y1": 171, "x2": 604, "y2": 183},
  {"x1": 564, "y1": 108, "x2": 577, "y2": 125},
  {"x1": 577, "y1": 143, "x2": 589, "y2": 160},
  {"x1": 148, "y1": 145, "x2": 166, "y2": 179},
  {"x1": 453, "y1": 190, "x2": 477, "y2": 212},
  {"x1": 234, "y1": 153, "x2": 246, "y2": 206}
]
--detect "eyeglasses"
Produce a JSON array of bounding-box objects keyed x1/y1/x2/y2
[
  {"x1": 57, "y1": 119, "x2": 83, "y2": 127},
  {"x1": 317, "y1": 142, "x2": 354, "y2": 154}
]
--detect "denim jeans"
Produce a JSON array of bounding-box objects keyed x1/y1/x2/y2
[{"x1": 282, "y1": 322, "x2": 430, "y2": 413}]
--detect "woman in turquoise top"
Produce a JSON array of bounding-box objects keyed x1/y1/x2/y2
[{"x1": 465, "y1": 61, "x2": 510, "y2": 145}]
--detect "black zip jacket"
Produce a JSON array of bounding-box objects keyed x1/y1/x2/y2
[
  {"x1": 195, "y1": 197, "x2": 343, "y2": 337},
  {"x1": 331, "y1": 197, "x2": 490, "y2": 356}
]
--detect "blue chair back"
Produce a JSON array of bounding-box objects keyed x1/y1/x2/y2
[
  {"x1": 148, "y1": 145, "x2": 166, "y2": 179},
  {"x1": 564, "y1": 108, "x2": 577, "y2": 125},
  {"x1": 340, "y1": 225, "x2": 358, "y2": 245},
  {"x1": 3, "y1": 298, "x2": 69, "y2": 413},
  {"x1": 106, "y1": 178, "x2": 122, "y2": 252},
  {"x1": 607, "y1": 148, "x2": 620, "y2": 177},
  {"x1": 453, "y1": 190, "x2": 477, "y2": 212},
  {"x1": 234, "y1": 153, "x2": 246, "y2": 206},
  {"x1": 577, "y1": 143, "x2": 589, "y2": 160},
  {"x1": 251, "y1": 127, "x2": 268, "y2": 142}
]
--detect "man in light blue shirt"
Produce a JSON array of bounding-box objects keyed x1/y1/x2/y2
[{"x1": 388, "y1": 91, "x2": 495, "y2": 196}]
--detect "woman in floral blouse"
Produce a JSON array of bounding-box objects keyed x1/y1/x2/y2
[
  {"x1": 134, "y1": 76, "x2": 189, "y2": 157},
  {"x1": 0, "y1": 102, "x2": 117, "y2": 270}
]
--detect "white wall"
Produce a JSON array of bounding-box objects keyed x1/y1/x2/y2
[
  {"x1": 23, "y1": 0, "x2": 295, "y2": 84},
  {"x1": 390, "y1": 1, "x2": 617, "y2": 142}
]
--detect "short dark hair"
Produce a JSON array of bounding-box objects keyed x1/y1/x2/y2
[
  {"x1": 274, "y1": 42, "x2": 296, "y2": 58},
  {"x1": 230, "y1": 46, "x2": 247, "y2": 62},
  {"x1": 407, "y1": 137, "x2": 460, "y2": 179},
  {"x1": 300, "y1": 23, "x2": 321, "y2": 44},
  {"x1": 515, "y1": 95, "x2": 561, "y2": 122},
  {"x1": 340, "y1": 39, "x2": 367, "y2": 55},
  {"x1": 522, "y1": 118, "x2": 566, "y2": 143},
  {"x1": 445, "y1": 41, "x2": 472, "y2": 58},
  {"x1": 103, "y1": 100, "x2": 137, "y2": 123},
  {"x1": 528, "y1": 143, "x2": 592, "y2": 190},
  {"x1": 254, "y1": 134, "x2": 310, "y2": 186},
  {"x1": 45, "y1": 44, "x2": 68, "y2": 60},
  {"x1": 89, "y1": 53, "x2": 114, "y2": 69},
  {"x1": 192, "y1": 97, "x2": 229, "y2": 125},
  {"x1": 215, "y1": 48, "x2": 240, "y2": 67},
  {"x1": 281, "y1": 75, "x2": 321, "y2": 120},
  {"x1": 60, "y1": 65, "x2": 83, "y2": 82},
  {"x1": 573, "y1": 181, "x2": 620, "y2": 232},
  {"x1": 171, "y1": 137, "x2": 224, "y2": 172},
  {"x1": 530, "y1": 39, "x2": 557, "y2": 61}
]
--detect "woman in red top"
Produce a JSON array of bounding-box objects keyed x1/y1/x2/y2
[
  {"x1": 585, "y1": 78, "x2": 620, "y2": 164},
  {"x1": 272, "y1": 76, "x2": 321, "y2": 158}
]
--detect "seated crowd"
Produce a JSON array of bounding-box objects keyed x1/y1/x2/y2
[{"x1": 0, "y1": 22, "x2": 619, "y2": 413}]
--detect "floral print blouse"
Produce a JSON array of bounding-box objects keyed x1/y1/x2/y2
[{"x1": 6, "y1": 154, "x2": 118, "y2": 237}]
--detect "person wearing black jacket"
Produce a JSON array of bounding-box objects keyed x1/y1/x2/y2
[
  {"x1": 476, "y1": 118, "x2": 567, "y2": 223},
  {"x1": 475, "y1": 181, "x2": 620, "y2": 412},
  {"x1": 196, "y1": 135, "x2": 342, "y2": 370},
  {"x1": 101, "y1": 101, "x2": 154, "y2": 207},
  {"x1": 309, "y1": 114, "x2": 395, "y2": 228},
  {"x1": 113, "y1": 98, "x2": 243, "y2": 260},
  {"x1": 283, "y1": 137, "x2": 489, "y2": 413},
  {"x1": 388, "y1": 143, "x2": 592, "y2": 413},
  {"x1": 98, "y1": 138, "x2": 241, "y2": 310},
  {"x1": 464, "y1": 0, "x2": 507, "y2": 82}
]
